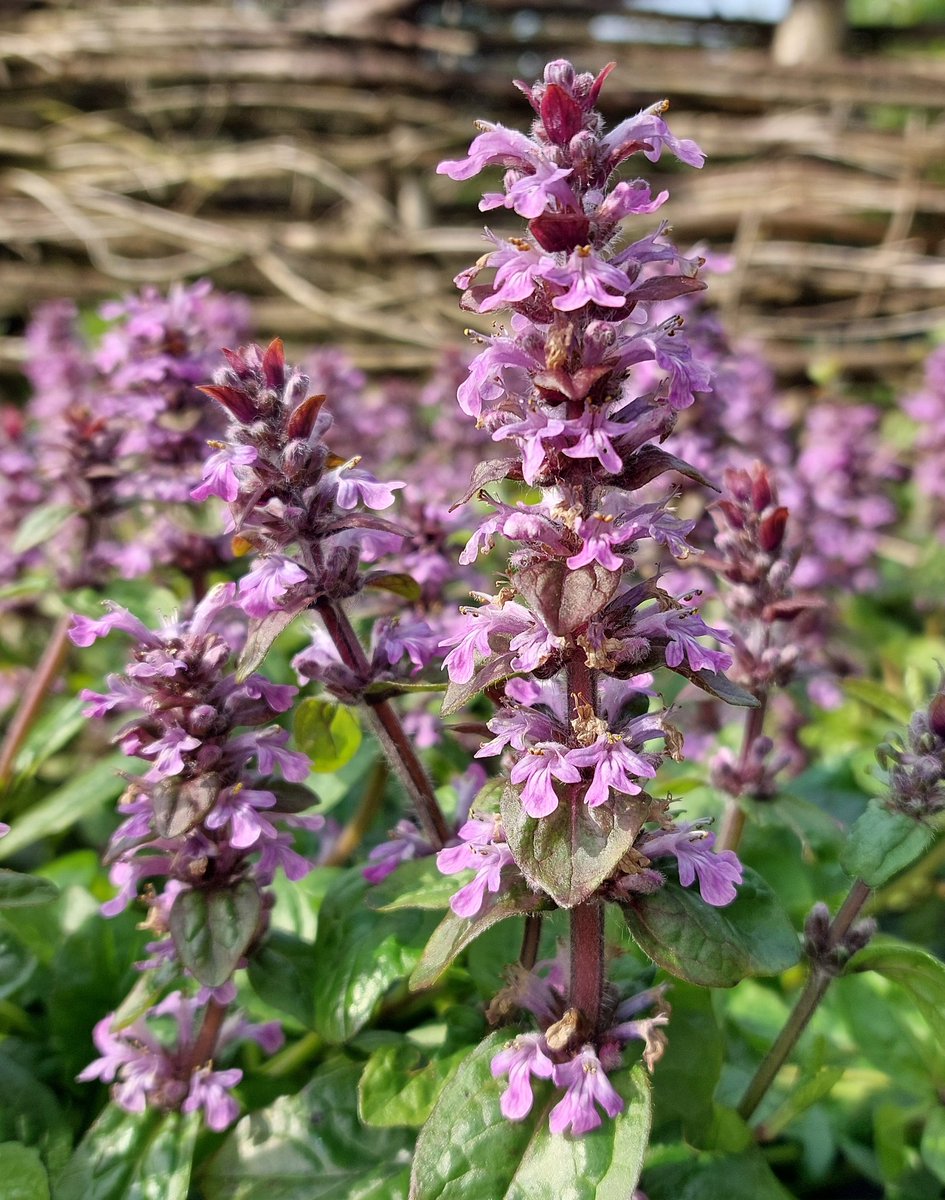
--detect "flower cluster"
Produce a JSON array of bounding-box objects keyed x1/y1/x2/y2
[
  {"x1": 490, "y1": 956, "x2": 670, "y2": 1135},
  {"x1": 18, "y1": 282, "x2": 249, "y2": 589},
  {"x1": 69, "y1": 583, "x2": 321, "y2": 1126},
  {"x1": 191, "y1": 338, "x2": 408, "y2": 622},
  {"x1": 70, "y1": 583, "x2": 319, "y2": 919},
  {"x1": 785, "y1": 402, "x2": 900, "y2": 593},
  {"x1": 436, "y1": 58, "x2": 746, "y2": 1133},
  {"x1": 879, "y1": 688, "x2": 945, "y2": 820},
  {"x1": 904, "y1": 344, "x2": 945, "y2": 538},
  {"x1": 79, "y1": 992, "x2": 282, "y2": 1130}
]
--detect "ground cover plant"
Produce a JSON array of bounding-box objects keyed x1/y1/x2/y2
[{"x1": 3, "y1": 56, "x2": 945, "y2": 1200}]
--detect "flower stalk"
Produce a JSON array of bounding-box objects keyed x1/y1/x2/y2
[
  {"x1": 737, "y1": 878, "x2": 872, "y2": 1123},
  {"x1": 435, "y1": 57, "x2": 750, "y2": 1134}
]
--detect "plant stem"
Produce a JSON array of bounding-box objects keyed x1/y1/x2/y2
[
  {"x1": 188, "y1": 998, "x2": 228, "y2": 1071},
  {"x1": 315, "y1": 598, "x2": 449, "y2": 849},
  {"x1": 0, "y1": 614, "x2": 72, "y2": 792},
  {"x1": 717, "y1": 693, "x2": 769, "y2": 855},
  {"x1": 736, "y1": 877, "x2": 872, "y2": 1122},
  {"x1": 520, "y1": 913, "x2": 543, "y2": 971},
  {"x1": 566, "y1": 648, "x2": 605, "y2": 1034},
  {"x1": 324, "y1": 758, "x2": 389, "y2": 866},
  {"x1": 259, "y1": 1030, "x2": 323, "y2": 1077},
  {"x1": 569, "y1": 901, "x2": 604, "y2": 1035}
]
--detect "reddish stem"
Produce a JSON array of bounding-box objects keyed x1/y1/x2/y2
[
  {"x1": 0, "y1": 614, "x2": 73, "y2": 792},
  {"x1": 315, "y1": 598, "x2": 449, "y2": 849},
  {"x1": 187, "y1": 998, "x2": 228, "y2": 1073},
  {"x1": 566, "y1": 648, "x2": 605, "y2": 1035}
]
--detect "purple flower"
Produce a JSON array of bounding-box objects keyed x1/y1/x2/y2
[
  {"x1": 642, "y1": 820, "x2": 743, "y2": 906},
  {"x1": 436, "y1": 815, "x2": 515, "y2": 917},
  {"x1": 565, "y1": 734, "x2": 658, "y2": 807},
  {"x1": 566, "y1": 513, "x2": 635, "y2": 571},
  {"x1": 191, "y1": 443, "x2": 258, "y2": 503},
  {"x1": 373, "y1": 617, "x2": 438, "y2": 673},
  {"x1": 437, "y1": 124, "x2": 538, "y2": 181},
  {"x1": 632, "y1": 606, "x2": 733, "y2": 674},
  {"x1": 182, "y1": 1066, "x2": 243, "y2": 1131},
  {"x1": 363, "y1": 819, "x2": 429, "y2": 884},
  {"x1": 334, "y1": 465, "x2": 405, "y2": 511},
  {"x1": 549, "y1": 1045, "x2": 624, "y2": 1135},
  {"x1": 480, "y1": 160, "x2": 578, "y2": 220},
  {"x1": 509, "y1": 743, "x2": 582, "y2": 818},
  {"x1": 69, "y1": 604, "x2": 157, "y2": 649},
  {"x1": 237, "y1": 556, "x2": 309, "y2": 619},
  {"x1": 491, "y1": 1033, "x2": 555, "y2": 1119},
  {"x1": 561, "y1": 409, "x2": 625, "y2": 474},
  {"x1": 543, "y1": 246, "x2": 630, "y2": 311}
]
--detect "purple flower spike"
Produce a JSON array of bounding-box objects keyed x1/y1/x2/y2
[
  {"x1": 549, "y1": 1045, "x2": 624, "y2": 1136},
  {"x1": 191, "y1": 443, "x2": 257, "y2": 503}
]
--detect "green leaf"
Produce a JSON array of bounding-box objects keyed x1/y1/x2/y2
[
  {"x1": 152, "y1": 773, "x2": 220, "y2": 839},
  {"x1": 247, "y1": 929, "x2": 318, "y2": 1028},
  {"x1": 410, "y1": 1033, "x2": 651, "y2": 1200},
  {"x1": 0, "y1": 756, "x2": 129, "y2": 861},
  {"x1": 643, "y1": 1143, "x2": 795, "y2": 1199},
  {"x1": 651, "y1": 982, "x2": 723, "y2": 1145},
  {"x1": 362, "y1": 680, "x2": 448, "y2": 702},
  {"x1": 362, "y1": 572, "x2": 422, "y2": 602},
  {"x1": 622, "y1": 868, "x2": 800, "y2": 988},
  {"x1": 202, "y1": 1057, "x2": 412, "y2": 1200},
  {"x1": 921, "y1": 1106, "x2": 945, "y2": 1186},
  {"x1": 843, "y1": 678, "x2": 913, "y2": 725},
  {"x1": 840, "y1": 799, "x2": 933, "y2": 887},
  {"x1": 236, "y1": 601, "x2": 312, "y2": 682},
  {"x1": 55, "y1": 1106, "x2": 198, "y2": 1200},
  {"x1": 12, "y1": 503, "x2": 73, "y2": 554},
  {"x1": 310, "y1": 871, "x2": 434, "y2": 1043},
  {"x1": 683, "y1": 667, "x2": 759, "y2": 708},
  {"x1": 761, "y1": 1066, "x2": 845, "y2": 1140},
  {"x1": 358, "y1": 1041, "x2": 469, "y2": 1128},
  {"x1": 847, "y1": 940, "x2": 945, "y2": 1042},
  {"x1": 293, "y1": 699, "x2": 362, "y2": 773},
  {"x1": 502, "y1": 781, "x2": 648, "y2": 908},
  {"x1": 410, "y1": 891, "x2": 548, "y2": 991},
  {"x1": 50, "y1": 908, "x2": 146, "y2": 1078},
  {"x1": 0, "y1": 870, "x2": 58, "y2": 908},
  {"x1": 0, "y1": 1054, "x2": 71, "y2": 1172},
  {"x1": 6, "y1": 696, "x2": 87, "y2": 782},
  {"x1": 168, "y1": 881, "x2": 261, "y2": 988},
  {"x1": 365, "y1": 856, "x2": 463, "y2": 913},
  {"x1": 0, "y1": 1142, "x2": 49, "y2": 1200},
  {"x1": 441, "y1": 649, "x2": 519, "y2": 717}
]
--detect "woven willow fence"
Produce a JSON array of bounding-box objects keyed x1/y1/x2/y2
[{"x1": 2, "y1": 0, "x2": 945, "y2": 385}]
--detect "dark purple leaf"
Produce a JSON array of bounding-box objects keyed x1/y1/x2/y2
[{"x1": 514, "y1": 559, "x2": 621, "y2": 636}]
